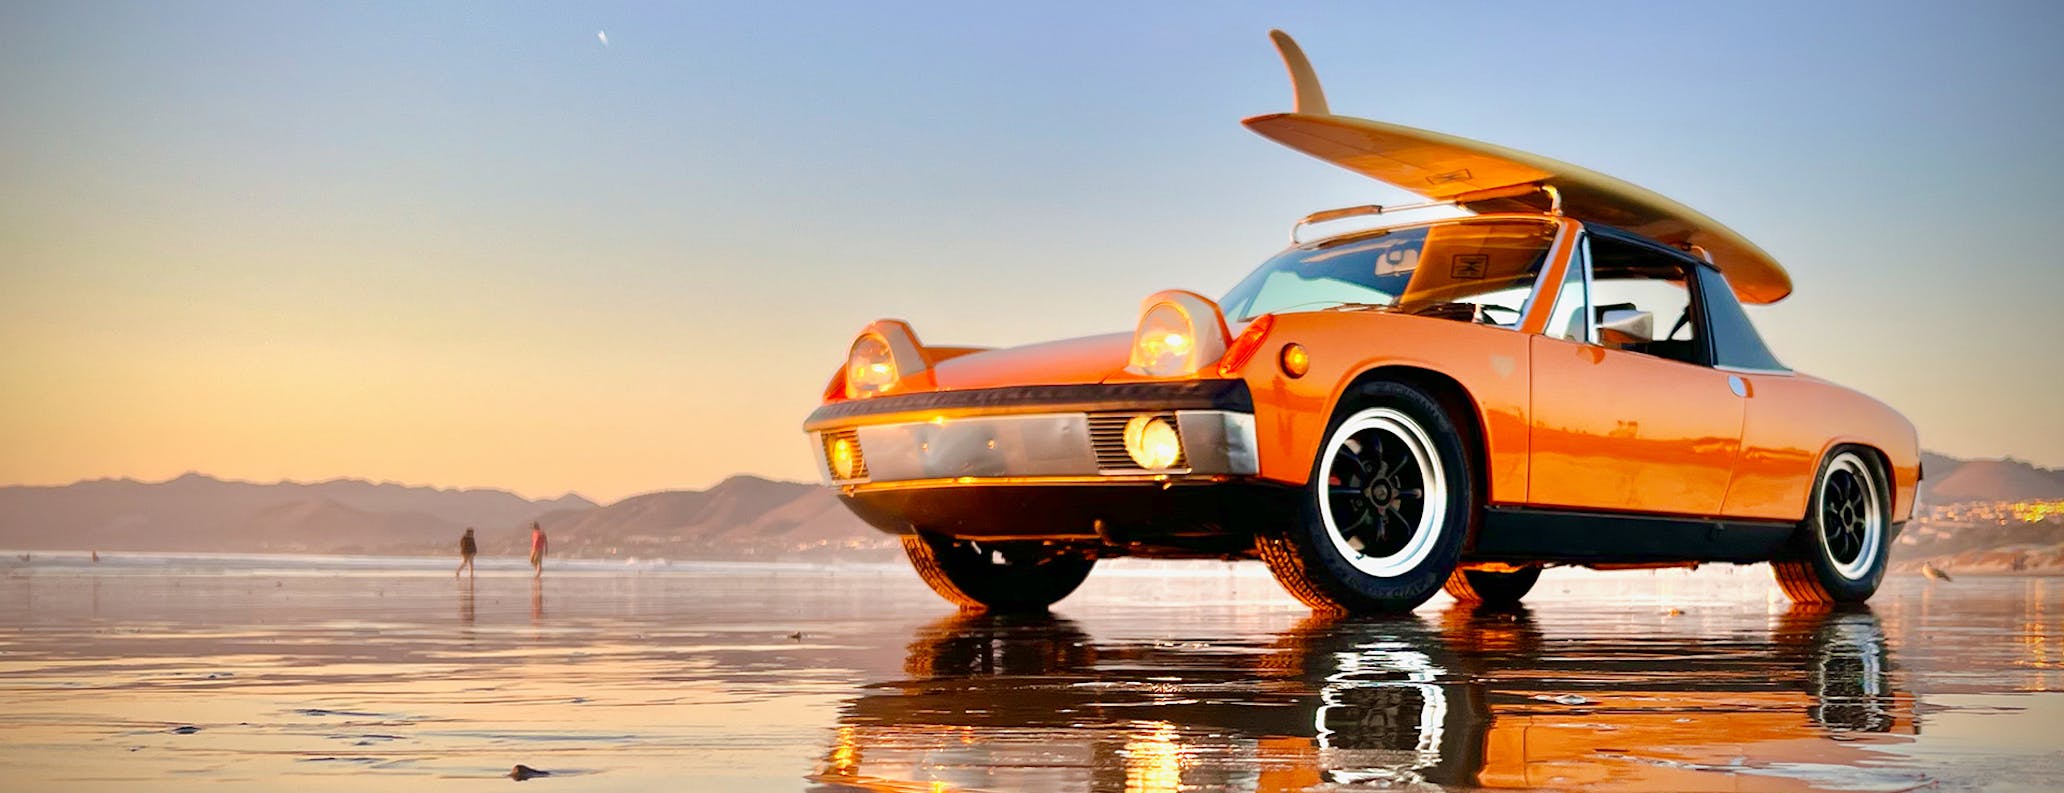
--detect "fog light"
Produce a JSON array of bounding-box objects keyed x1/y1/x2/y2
[
  {"x1": 1123, "y1": 416, "x2": 1183, "y2": 470},
  {"x1": 829, "y1": 436, "x2": 859, "y2": 479},
  {"x1": 1280, "y1": 343, "x2": 1310, "y2": 378}
]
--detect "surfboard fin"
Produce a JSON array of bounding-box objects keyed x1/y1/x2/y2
[{"x1": 1268, "y1": 30, "x2": 1329, "y2": 116}]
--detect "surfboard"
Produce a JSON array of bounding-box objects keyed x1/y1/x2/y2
[{"x1": 1246, "y1": 31, "x2": 1793, "y2": 305}]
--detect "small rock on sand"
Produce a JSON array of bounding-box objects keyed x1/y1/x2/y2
[
  {"x1": 1922, "y1": 563, "x2": 1953, "y2": 582},
  {"x1": 509, "y1": 764, "x2": 550, "y2": 781}
]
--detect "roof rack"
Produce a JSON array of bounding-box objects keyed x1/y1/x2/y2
[{"x1": 1289, "y1": 184, "x2": 1561, "y2": 244}]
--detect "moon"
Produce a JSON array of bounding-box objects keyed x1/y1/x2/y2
[{"x1": 597, "y1": 30, "x2": 609, "y2": 47}]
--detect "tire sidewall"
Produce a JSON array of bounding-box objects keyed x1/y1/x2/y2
[
  {"x1": 1799, "y1": 448, "x2": 1890, "y2": 600},
  {"x1": 1291, "y1": 381, "x2": 1473, "y2": 611}
]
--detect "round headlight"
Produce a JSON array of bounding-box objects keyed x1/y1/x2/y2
[
  {"x1": 1129, "y1": 304, "x2": 1197, "y2": 377},
  {"x1": 1122, "y1": 415, "x2": 1183, "y2": 470},
  {"x1": 844, "y1": 335, "x2": 897, "y2": 398}
]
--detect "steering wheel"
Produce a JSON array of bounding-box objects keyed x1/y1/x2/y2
[{"x1": 1667, "y1": 308, "x2": 1692, "y2": 340}]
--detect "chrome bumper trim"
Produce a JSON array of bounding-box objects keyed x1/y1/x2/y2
[{"x1": 814, "y1": 409, "x2": 1259, "y2": 485}]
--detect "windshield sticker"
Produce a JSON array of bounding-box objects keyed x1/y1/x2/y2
[
  {"x1": 1451, "y1": 254, "x2": 1488, "y2": 279},
  {"x1": 1374, "y1": 247, "x2": 1417, "y2": 276}
]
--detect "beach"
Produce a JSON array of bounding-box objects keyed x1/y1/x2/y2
[{"x1": 1, "y1": 553, "x2": 2059, "y2": 791}]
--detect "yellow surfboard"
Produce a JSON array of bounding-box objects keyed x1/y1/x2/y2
[{"x1": 1246, "y1": 31, "x2": 1793, "y2": 304}]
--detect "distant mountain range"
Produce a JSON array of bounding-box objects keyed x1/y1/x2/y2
[
  {"x1": 0, "y1": 472, "x2": 882, "y2": 560},
  {"x1": 1, "y1": 452, "x2": 2057, "y2": 560}
]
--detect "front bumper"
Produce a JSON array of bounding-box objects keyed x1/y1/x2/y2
[
  {"x1": 803, "y1": 380, "x2": 1261, "y2": 485},
  {"x1": 803, "y1": 380, "x2": 1280, "y2": 546}
]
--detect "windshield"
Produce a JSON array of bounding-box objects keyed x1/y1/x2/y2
[{"x1": 1219, "y1": 219, "x2": 1560, "y2": 324}]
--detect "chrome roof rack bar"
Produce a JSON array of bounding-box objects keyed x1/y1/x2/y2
[{"x1": 1289, "y1": 183, "x2": 1561, "y2": 244}]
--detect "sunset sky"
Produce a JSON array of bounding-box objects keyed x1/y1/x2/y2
[{"x1": 4, "y1": 2, "x2": 2061, "y2": 503}]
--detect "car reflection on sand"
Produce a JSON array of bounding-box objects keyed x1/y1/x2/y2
[{"x1": 810, "y1": 606, "x2": 1910, "y2": 792}]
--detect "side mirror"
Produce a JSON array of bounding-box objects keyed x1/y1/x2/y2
[{"x1": 1597, "y1": 307, "x2": 1654, "y2": 347}]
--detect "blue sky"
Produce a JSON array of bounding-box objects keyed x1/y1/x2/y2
[{"x1": 3, "y1": 1, "x2": 2060, "y2": 499}]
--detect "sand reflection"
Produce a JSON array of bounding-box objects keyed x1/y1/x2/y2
[
  {"x1": 1, "y1": 560, "x2": 2056, "y2": 790},
  {"x1": 814, "y1": 605, "x2": 1915, "y2": 791}
]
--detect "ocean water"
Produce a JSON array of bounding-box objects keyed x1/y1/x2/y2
[{"x1": 0, "y1": 552, "x2": 2057, "y2": 791}]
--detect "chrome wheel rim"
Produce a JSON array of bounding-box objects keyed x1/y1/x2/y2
[
  {"x1": 1818, "y1": 452, "x2": 1883, "y2": 581},
  {"x1": 1318, "y1": 407, "x2": 1447, "y2": 578}
]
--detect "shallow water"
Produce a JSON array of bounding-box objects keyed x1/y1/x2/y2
[{"x1": 0, "y1": 554, "x2": 2058, "y2": 791}]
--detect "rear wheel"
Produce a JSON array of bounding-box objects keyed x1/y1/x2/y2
[
  {"x1": 1259, "y1": 381, "x2": 1473, "y2": 614},
  {"x1": 1443, "y1": 565, "x2": 1541, "y2": 606},
  {"x1": 1773, "y1": 449, "x2": 1890, "y2": 604},
  {"x1": 902, "y1": 534, "x2": 1095, "y2": 612}
]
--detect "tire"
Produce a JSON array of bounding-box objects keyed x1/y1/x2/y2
[
  {"x1": 1773, "y1": 448, "x2": 1890, "y2": 604},
  {"x1": 1258, "y1": 380, "x2": 1474, "y2": 614},
  {"x1": 1442, "y1": 565, "x2": 1541, "y2": 606},
  {"x1": 902, "y1": 534, "x2": 1095, "y2": 612}
]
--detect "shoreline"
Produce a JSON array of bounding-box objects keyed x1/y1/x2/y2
[{"x1": 6, "y1": 548, "x2": 2062, "y2": 580}]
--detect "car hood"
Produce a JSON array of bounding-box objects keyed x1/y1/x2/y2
[{"x1": 930, "y1": 332, "x2": 1134, "y2": 390}]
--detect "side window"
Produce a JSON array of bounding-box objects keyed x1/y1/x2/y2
[
  {"x1": 1585, "y1": 236, "x2": 1708, "y2": 366},
  {"x1": 1695, "y1": 266, "x2": 1788, "y2": 371},
  {"x1": 1540, "y1": 234, "x2": 1590, "y2": 341}
]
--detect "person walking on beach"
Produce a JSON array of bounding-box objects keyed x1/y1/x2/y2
[
  {"x1": 456, "y1": 528, "x2": 478, "y2": 578},
  {"x1": 529, "y1": 522, "x2": 548, "y2": 578}
]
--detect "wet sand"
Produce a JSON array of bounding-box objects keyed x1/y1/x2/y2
[{"x1": 0, "y1": 554, "x2": 2058, "y2": 791}]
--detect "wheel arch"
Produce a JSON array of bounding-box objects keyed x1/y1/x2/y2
[
  {"x1": 1812, "y1": 440, "x2": 1898, "y2": 521},
  {"x1": 1240, "y1": 311, "x2": 1532, "y2": 501},
  {"x1": 1816, "y1": 437, "x2": 1907, "y2": 524}
]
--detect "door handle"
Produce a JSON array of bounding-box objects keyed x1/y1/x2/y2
[{"x1": 1727, "y1": 375, "x2": 1749, "y2": 398}]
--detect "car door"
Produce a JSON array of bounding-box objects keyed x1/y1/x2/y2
[
  {"x1": 1692, "y1": 264, "x2": 1821, "y2": 521},
  {"x1": 1526, "y1": 233, "x2": 1747, "y2": 517}
]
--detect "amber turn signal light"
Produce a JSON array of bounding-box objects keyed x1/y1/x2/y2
[
  {"x1": 1279, "y1": 343, "x2": 1309, "y2": 378},
  {"x1": 1216, "y1": 314, "x2": 1277, "y2": 377}
]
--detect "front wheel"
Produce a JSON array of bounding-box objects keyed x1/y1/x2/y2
[
  {"x1": 1259, "y1": 381, "x2": 1474, "y2": 614},
  {"x1": 902, "y1": 534, "x2": 1095, "y2": 612},
  {"x1": 1773, "y1": 449, "x2": 1890, "y2": 604}
]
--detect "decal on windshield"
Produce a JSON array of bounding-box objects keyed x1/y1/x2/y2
[{"x1": 1451, "y1": 254, "x2": 1488, "y2": 279}]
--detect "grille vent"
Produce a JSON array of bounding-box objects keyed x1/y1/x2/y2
[{"x1": 1087, "y1": 412, "x2": 1186, "y2": 472}]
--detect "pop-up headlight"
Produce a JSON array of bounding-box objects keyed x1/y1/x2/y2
[
  {"x1": 1124, "y1": 291, "x2": 1231, "y2": 378},
  {"x1": 845, "y1": 335, "x2": 897, "y2": 397},
  {"x1": 840, "y1": 319, "x2": 928, "y2": 400}
]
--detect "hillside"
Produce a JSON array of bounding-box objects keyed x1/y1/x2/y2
[
  {"x1": 0, "y1": 472, "x2": 886, "y2": 561},
  {"x1": 1899, "y1": 456, "x2": 2064, "y2": 575},
  {"x1": 0, "y1": 473, "x2": 584, "y2": 554},
  {"x1": 539, "y1": 478, "x2": 889, "y2": 560},
  {"x1": 1920, "y1": 458, "x2": 2064, "y2": 504}
]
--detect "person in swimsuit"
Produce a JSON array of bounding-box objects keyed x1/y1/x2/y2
[
  {"x1": 456, "y1": 527, "x2": 478, "y2": 578},
  {"x1": 529, "y1": 522, "x2": 548, "y2": 578}
]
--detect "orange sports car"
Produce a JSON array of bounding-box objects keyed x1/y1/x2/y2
[{"x1": 802, "y1": 31, "x2": 1919, "y2": 614}]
